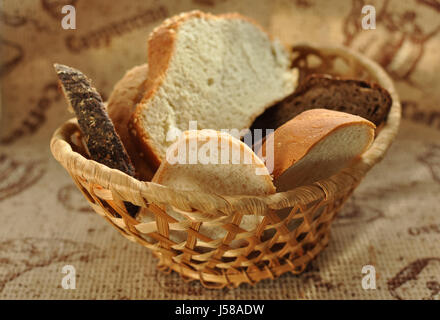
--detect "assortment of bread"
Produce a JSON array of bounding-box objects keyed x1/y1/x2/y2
[{"x1": 54, "y1": 10, "x2": 392, "y2": 234}]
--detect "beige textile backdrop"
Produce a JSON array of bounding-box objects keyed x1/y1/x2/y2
[{"x1": 0, "y1": 0, "x2": 439, "y2": 300}]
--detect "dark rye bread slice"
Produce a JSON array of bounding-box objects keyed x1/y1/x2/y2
[
  {"x1": 251, "y1": 74, "x2": 392, "y2": 132},
  {"x1": 54, "y1": 63, "x2": 139, "y2": 218}
]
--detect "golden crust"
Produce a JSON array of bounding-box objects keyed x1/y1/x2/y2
[
  {"x1": 129, "y1": 111, "x2": 162, "y2": 170},
  {"x1": 261, "y1": 109, "x2": 376, "y2": 179}
]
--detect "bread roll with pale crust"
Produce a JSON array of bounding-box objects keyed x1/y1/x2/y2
[
  {"x1": 261, "y1": 109, "x2": 376, "y2": 192},
  {"x1": 155, "y1": 130, "x2": 275, "y2": 195},
  {"x1": 139, "y1": 129, "x2": 275, "y2": 248},
  {"x1": 130, "y1": 10, "x2": 298, "y2": 170}
]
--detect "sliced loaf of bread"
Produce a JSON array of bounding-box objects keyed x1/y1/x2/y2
[
  {"x1": 130, "y1": 10, "x2": 298, "y2": 169},
  {"x1": 260, "y1": 109, "x2": 375, "y2": 192},
  {"x1": 251, "y1": 74, "x2": 392, "y2": 133}
]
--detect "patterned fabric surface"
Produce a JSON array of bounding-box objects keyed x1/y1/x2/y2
[{"x1": 0, "y1": 0, "x2": 439, "y2": 300}]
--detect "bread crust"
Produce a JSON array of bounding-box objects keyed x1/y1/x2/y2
[
  {"x1": 261, "y1": 109, "x2": 376, "y2": 179},
  {"x1": 129, "y1": 10, "x2": 293, "y2": 168}
]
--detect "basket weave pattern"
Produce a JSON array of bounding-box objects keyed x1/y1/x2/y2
[{"x1": 50, "y1": 45, "x2": 401, "y2": 288}]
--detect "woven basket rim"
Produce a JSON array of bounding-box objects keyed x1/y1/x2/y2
[{"x1": 50, "y1": 44, "x2": 401, "y2": 215}]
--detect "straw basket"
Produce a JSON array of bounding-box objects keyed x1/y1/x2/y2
[{"x1": 50, "y1": 45, "x2": 401, "y2": 288}]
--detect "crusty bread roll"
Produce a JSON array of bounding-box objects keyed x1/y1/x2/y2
[
  {"x1": 139, "y1": 129, "x2": 275, "y2": 248},
  {"x1": 260, "y1": 109, "x2": 376, "y2": 192},
  {"x1": 130, "y1": 10, "x2": 298, "y2": 169},
  {"x1": 106, "y1": 64, "x2": 154, "y2": 181}
]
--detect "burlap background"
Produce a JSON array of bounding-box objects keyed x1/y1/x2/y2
[{"x1": 0, "y1": 0, "x2": 439, "y2": 300}]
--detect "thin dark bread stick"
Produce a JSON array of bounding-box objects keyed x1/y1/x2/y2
[{"x1": 54, "y1": 63, "x2": 139, "y2": 217}]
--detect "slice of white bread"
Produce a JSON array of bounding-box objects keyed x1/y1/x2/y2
[
  {"x1": 139, "y1": 129, "x2": 275, "y2": 248},
  {"x1": 130, "y1": 10, "x2": 298, "y2": 169},
  {"x1": 260, "y1": 109, "x2": 376, "y2": 192},
  {"x1": 106, "y1": 64, "x2": 154, "y2": 181}
]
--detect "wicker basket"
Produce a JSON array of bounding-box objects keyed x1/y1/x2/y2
[{"x1": 50, "y1": 45, "x2": 401, "y2": 288}]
